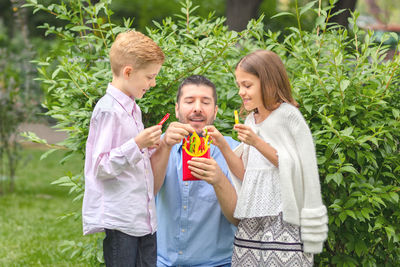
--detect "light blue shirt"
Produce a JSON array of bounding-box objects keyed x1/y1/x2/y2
[{"x1": 156, "y1": 136, "x2": 239, "y2": 267}]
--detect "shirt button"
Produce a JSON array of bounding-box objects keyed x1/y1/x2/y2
[
  {"x1": 178, "y1": 251, "x2": 183, "y2": 255},
  {"x1": 181, "y1": 229, "x2": 185, "y2": 232},
  {"x1": 183, "y1": 206, "x2": 187, "y2": 210}
]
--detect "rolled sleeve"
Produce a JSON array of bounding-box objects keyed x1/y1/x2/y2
[{"x1": 120, "y1": 138, "x2": 145, "y2": 165}]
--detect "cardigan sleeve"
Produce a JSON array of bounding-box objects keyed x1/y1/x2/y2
[{"x1": 292, "y1": 111, "x2": 328, "y2": 253}]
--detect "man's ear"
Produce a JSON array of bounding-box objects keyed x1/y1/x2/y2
[
  {"x1": 213, "y1": 105, "x2": 218, "y2": 120},
  {"x1": 175, "y1": 103, "x2": 179, "y2": 119},
  {"x1": 122, "y1": 65, "x2": 133, "y2": 79}
]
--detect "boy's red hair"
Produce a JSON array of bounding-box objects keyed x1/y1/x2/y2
[{"x1": 109, "y1": 31, "x2": 165, "y2": 76}]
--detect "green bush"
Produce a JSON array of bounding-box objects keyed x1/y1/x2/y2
[
  {"x1": 263, "y1": 4, "x2": 400, "y2": 266},
  {"x1": 24, "y1": 0, "x2": 400, "y2": 265}
]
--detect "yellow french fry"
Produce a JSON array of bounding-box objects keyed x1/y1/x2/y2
[
  {"x1": 192, "y1": 131, "x2": 201, "y2": 154},
  {"x1": 204, "y1": 129, "x2": 209, "y2": 146},
  {"x1": 234, "y1": 110, "x2": 239, "y2": 124}
]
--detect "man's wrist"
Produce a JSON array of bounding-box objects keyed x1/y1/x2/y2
[
  {"x1": 212, "y1": 172, "x2": 225, "y2": 189},
  {"x1": 161, "y1": 136, "x2": 174, "y2": 150}
]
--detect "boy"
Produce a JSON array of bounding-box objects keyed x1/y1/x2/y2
[{"x1": 82, "y1": 31, "x2": 164, "y2": 266}]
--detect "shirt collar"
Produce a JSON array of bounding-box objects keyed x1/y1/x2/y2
[
  {"x1": 106, "y1": 83, "x2": 136, "y2": 114},
  {"x1": 174, "y1": 142, "x2": 183, "y2": 153}
]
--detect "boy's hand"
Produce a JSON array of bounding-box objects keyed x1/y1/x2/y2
[
  {"x1": 135, "y1": 125, "x2": 162, "y2": 150},
  {"x1": 163, "y1": 122, "x2": 194, "y2": 147},
  {"x1": 234, "y1": 124, "x2": 261, "y2": 146},
  {"x1": 204, "y1": 125, "x2": 226, "y2": 148}
]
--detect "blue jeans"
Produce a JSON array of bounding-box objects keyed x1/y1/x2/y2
[{"x1": 103, "y1": 229, "x2": 157, "y2": 267}]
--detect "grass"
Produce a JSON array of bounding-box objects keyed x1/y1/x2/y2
[{"x1": 0, "y1": 147, "x2": 103, "y2": 266}]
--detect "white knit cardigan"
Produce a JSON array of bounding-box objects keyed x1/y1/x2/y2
[{"x1": 231, "y1": 103, "x2": 328, "y2": 254}]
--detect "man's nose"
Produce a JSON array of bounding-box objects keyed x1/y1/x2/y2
[{"x1": 193, "y1": 100, "x2": 202, "y2": 112}]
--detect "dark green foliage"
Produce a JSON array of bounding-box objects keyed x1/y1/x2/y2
[{"x1": 263, "y1": 6, "x2": 400, "y2": 266}]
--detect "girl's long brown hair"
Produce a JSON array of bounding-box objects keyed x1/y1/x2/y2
[{"x1": 236, "y1": 50, "x2": 298, "y2": 112}]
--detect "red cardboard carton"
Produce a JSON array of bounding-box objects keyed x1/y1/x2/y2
[{"x1": 182, "y1": 142, "x2": 210, "y2": 181}]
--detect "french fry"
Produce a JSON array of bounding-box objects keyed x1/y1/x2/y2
[{"x1": 234, "y1": 110, "x2": 239, "y2": 124}]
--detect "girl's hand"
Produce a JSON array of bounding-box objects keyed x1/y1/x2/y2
[
  {"x1": 234, "y1": 124, "x2": 261, "y2": 146},
  {"x1": 203, "y1": 125, "x2": 226, "y2": 148}
]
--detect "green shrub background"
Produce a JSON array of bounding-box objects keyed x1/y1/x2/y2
[{"x1": 22, "y1": 0, "x2": 400, "y2": 265}]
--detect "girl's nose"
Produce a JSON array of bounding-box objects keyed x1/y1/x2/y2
[{"x1": 238, "y1": 87, "x2": 245, "y2": 97}]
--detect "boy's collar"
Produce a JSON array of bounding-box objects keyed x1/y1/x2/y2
[{"x1": 106, "y1": 83, "x2": 137, "y2": 114}]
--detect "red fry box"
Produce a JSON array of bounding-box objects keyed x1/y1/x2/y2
[{"x1": 182, "y1": 145, "x2": 210, "y2": 181}]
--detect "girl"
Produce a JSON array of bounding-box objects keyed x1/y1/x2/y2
[{"x1": 204, "y1": 50, "x2": 328, "y2": 266}]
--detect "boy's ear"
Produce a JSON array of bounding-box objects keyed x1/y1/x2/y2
[{"x1": 122, "y1": 65, "x2": 133, "y2": 79}]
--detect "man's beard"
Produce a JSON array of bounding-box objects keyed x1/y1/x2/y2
[{"x1": 177, "y1": 111, "x2": 215, "y2": 135}]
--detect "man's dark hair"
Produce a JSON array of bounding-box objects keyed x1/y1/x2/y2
[{"x1": 176, "y1": 75, "x2": 217, "y2": 105}]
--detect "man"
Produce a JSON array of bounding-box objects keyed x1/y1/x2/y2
[{"x1": 151, "y1": 75, "x2": 239, "y2": 267}]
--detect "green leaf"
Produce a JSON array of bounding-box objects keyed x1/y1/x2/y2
[
  {"x1": 326, "y1": 172, "x2": 343, "y2": 185},
  {"x1": 344, "y1": 198, "x2": 357, "y2": 209},
  {"x1": 385, "y1": 226, "x2": 395, "y2": 241},
  {"x1": 69, "y1": 26, "x2": 92, "y2": 31},
  {"x1": 340, "y1": 79, "x2": 350, "y2": 91},
  {"x1": 346, "y1": 210, "x2": 356, "y2": 219},
  {"x1": 271, "y1": 12, "x2": 295, "y2": 19},
  {"x1": 339, "y1": 165, "x2": 359, "y2": 174},
  {"x1": 355, "y1": 239, "x2": 367, "y2": 257},
  {"x1": 392, "y1": 109, "x2": 399, "y2": 119},
  {"x1": 51, "y1": 176, "x2": 71, "y2": 185},
  {"x1": 389, "y1": 192, "x2": 399, "y2": 203},
  {"x1": 40, "y1": 149, "x2": 58, "y2": 161},
  {"x1": 361, "y1": 208, "x2": 371, "y2": 220},
  {"x1": 299, "y1": 1, "x2": 317, "y2": 16},
  {"x1": 339, "y1": 211, "x2": 347, "y2": 222},
  {"x1": 304, "y1": 104, "x2": 312, "y2": 114},
  {"x1": 340, "y1": 127, "x2": 353, "y2": 137}
]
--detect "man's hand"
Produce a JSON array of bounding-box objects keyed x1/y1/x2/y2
[
  {"x1": 163, "y1": 122, "x2": 194, "y2": 147},
  {"x1": 135, "y1": 125, "x2": 162, "y2": 150},
  {"x1": 188, "y1": 157, "x2": 224, "y2": 186}
]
